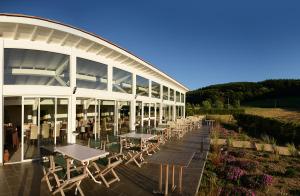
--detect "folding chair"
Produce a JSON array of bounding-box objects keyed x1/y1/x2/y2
[{"x1": 89, "y1": 156, "x2": 123, "y2": 188}]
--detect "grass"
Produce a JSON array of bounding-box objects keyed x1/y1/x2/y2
[
  {"x1": 243, "y1": 107, "x2": 300, "y2": 124},
  {"x1": 243, "y1": 96, "x2": 300, "y2": 108}
]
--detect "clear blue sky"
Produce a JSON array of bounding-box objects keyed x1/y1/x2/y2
[{"x1": 1, "y1": 0, "x2": 300, "y2": 90}]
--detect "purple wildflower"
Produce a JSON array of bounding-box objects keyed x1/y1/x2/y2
[{"x1": 227, "y1": 166, "x2": 245, "y2": 181}]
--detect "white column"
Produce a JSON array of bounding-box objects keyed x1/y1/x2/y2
[
  {"x1": 159, "y1": 103, "x2": 162, "y2": 124},
  {"x1": 0, "y1": 39, "x2": 3, "y2": 164},
  {"x1": 130, "y1": 100, "x2": 136, "y2": 132},
  {"x1": 107, "y1": 64, "x2": 113, "y2": 92},
  {"x1": 154, "y1": 103, "x2": 157, "y2": 127},
  {"x1": 69, "y1": 53, "x2": 76, "y2": 144},
  {"x1": 141, "y1": 102, "x2": 144, "y2": 128},
  {"x1": 130, "y1": 74, "x2": 136, "y2": 132},
  {"x1": 173, "y1": 105, "x2": 176, "y2": 121}
]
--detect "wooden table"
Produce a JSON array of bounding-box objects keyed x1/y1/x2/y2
[
  {"x1": 147, "y1": 151, "x2": 195, "y2": 195},
  {"x1": 119, "y1": 132, "x2": 157, "y2": 151},
  {"x1": 119, "y1": 133, "x2": 157, "y2": 167},
  {"x1": 42, "y1": 144, "x2": 109, "y2": 195}
]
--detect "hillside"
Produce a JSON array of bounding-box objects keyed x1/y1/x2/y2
[{"x1": 186, "y1": 79, "x2": 300, "y2": 108}]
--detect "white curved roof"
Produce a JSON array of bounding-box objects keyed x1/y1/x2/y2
[{"x1": 0, "y1": 13, "x2": 189, "y2": 92}]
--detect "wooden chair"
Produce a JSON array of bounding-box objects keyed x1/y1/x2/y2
[{"x1": 90, "y1": 157, "x2": 123, "y2": 188}]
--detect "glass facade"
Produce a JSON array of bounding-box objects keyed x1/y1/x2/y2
[
  {"x1": 4, "y1": 49, "x2": 70, "y2": 86},
  {"x1": 113, "y1": 67, "x2": 132, "y2": 94},
  {"x1": 170, "y1": 89, "x2": 174, "y2": 101},
  {"x1": 163, "y1": 86, "x2": 169, "y2": 100},
  {"x1": 181, "y1": 93, "x2": 185, "y2": 103},
  {"x1": 76, "y1": 57, "x2": 107, "y2": 90},
  {"x1": 151, "y1": 81, "x2": 160, "y2": 99},
  {"x1": 176, "y1": 91, "x2": 180, "y2": 102},
  {"x1": 136, "y1": 75, "x2": 149, "y2": 96}
]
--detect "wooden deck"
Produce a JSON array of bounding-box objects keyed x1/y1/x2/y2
[{"x1": 0, "y1": 126, "x2": 210, "y2": 196}]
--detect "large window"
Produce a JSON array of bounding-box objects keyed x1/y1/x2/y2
[
  {"x1": 163, "y1": 86, "x2": 169, "y2": 100},
  {"x1": 170, "y1": 89, "x2": 174, "y2": 101},
  {"x1": 181, "y1": 93, "x2": 185, "y2": 103},
  {"x1": 136, "y1": 75, "x2": 149, "y2": 96},
  {"x1": 151, "y1": 81, "x2": 160, "y2": 99},
  {"x1": 4, "y1": 49, "x2": 70, "y2": 86},
  {"x1": 113, "y1": 67, "x2": 132, "y2": 94},
  {"x1": 176, "y1": 91, "x2": 180, "y2": 102},
  {"x1": 76, "y1": 57, "x2": 107, "y2": 90}
]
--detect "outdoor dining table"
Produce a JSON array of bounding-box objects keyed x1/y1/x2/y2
[
  {"x1": 119, "y1": 133, "x2": 157, "y2": 167},
  {"x1": 146, "y1": 151, "x2": 195, "y2": 195},
  {"x1": 119, "y1": 132, "x2": 157, "y2": 151},
  {"x1": 41, "y1": 144, "x2": 109, "y2": 195},
  {"x1": 152, "y1": 127, "x2": 170, "y2": 141}
]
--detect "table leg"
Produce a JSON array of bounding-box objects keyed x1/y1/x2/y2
[
  {"x1": 159, "y1": 163, "x2": 163, "y2": 192},
  {"x1": 67, "y1": 158, "x2": 71, "y2": 180},
  {"x1": 165, "y1": 164, "x2": 169, "y2": 195},
  {"x1": 171, "y1": 165, "x2": 176, "y2": 191},
  {"x1": 178, "y1": 166, "x2": 183, "y2": 193}
]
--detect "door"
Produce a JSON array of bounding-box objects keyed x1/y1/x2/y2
[{"x1": 23, "y1": 97, "x2": 68, "y2": 160}]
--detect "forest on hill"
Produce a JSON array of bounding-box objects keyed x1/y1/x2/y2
[{"x1": 186, "y1": 79, "x2": 300, "y2": 108}]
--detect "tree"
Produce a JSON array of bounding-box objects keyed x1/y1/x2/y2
[
  {"x1": 214, "y1": 100, "x2": 224, "y2": 109},
  {"x1": 233, "y1": 99, "x2": 240, "y2": 108},
  {"x1": 202, "y1": 100, "x2": 211, "y2": 110}
]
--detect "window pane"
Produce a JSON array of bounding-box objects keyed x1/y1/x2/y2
[
  {"x1": 181, "y1": 93, "x2": 185, "y2": 103},
  {"x1": 170, "y1": 89, "x2": 174, "y2": 101},
  {"x1": 118, "y1": 101, "x2": 130, "y2": 134},
  {"x1": 151, "y1": 81, "x2": 160, "y2": 99},
  {"x1": 163, "y1": 86, "x2": 169, "y2": 100},
  {"x1": 113, "y1": 67, "x2": 132, "y2": 93},
  {"x1": 176, "y1": 91, "x2": 180, "y2": 102},
  {"x1": 136, "y1": 75, "x2": 149, "y2": 96},
  {"x1": 4, "y1": 49, "x2": 70, "y2": 86},
  {"x1": 76, "y1": 57, "x2": 107, "y2": 90}
]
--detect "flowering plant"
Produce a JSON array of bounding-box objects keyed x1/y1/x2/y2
[
  {"x1": 227, "y1": 166, "x2": 245, "y2": 181},
  {"x1": 260, "y1": 174, "x2": 273, "y2": 187}
]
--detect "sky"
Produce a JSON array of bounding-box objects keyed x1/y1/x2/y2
[{"x1": 1, "y1": 0, "x2": 300, "y2": 90}]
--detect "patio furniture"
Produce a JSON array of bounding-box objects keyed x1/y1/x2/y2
[
  {"x1": 89, "y1": 155, "x2": 123, "y2": 188},
  {"x1": 119, "y1": 133, "x2": 157, "y2": 167},
  {"x1": 42, "y1": 144, "x2": 109, "y2": 196},
  {"x1": 147, "y1": 151, "x2": 195, "y2": 195}
]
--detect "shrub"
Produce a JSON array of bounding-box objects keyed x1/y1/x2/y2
[
  {"x1": 228, "y1": 150, "x2": 246, "y2": 158},
  {"x1": 234, "y1": 113, "x2": 300, "y2": 145},
  {"x1": 285, "y1": 167, "x2": 298, "y2": 177},
  {"x1": 236, "y1": 160, "x2": 258, "y2": 172},
  {"x1": 226, "y1": 166, "x2": 245, "y2": 182},
  {"x1": 226, "y1": 136, "x2": 233, "y2": 147},
  {"x1": 218, "y1": 186, "x2": 255, "y2": 196},
  {"x1": 287, "y1": 143, "x2": 298, "y2": 156},
  {"x1": 259, "y1": 174, "x2": 273, "y2": 188}
]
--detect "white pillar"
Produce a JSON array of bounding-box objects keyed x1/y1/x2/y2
[
  {"x1": 130, "y1": 100, "x2": 136, "y2": 132},
  {"x1": 69, "y1": 53, "x2": 76, "y2": 144},
  {"x1": 159, "y1": 103, "x2": 162, "y2": 124},
  {"x1": 141, "y1": 102, "x2": 144, "y2": 128},
  {"x1": 0, "y1": 39, "x2": 3, "y2": 164},
  {"x1": 107, "y1": 64, "x2": 113, "y2": 92},
  {"x1": 130, "y1": 74, "x2": 136, "y2": 132},
  {"x1": 173, "y1": 105, "x2": 176, "y2": 121}
]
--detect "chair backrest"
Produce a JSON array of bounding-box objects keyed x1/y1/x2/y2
[
  {"x1": 56, "y1": 123, "x2": 61, "y2": 137},
  {"x1": 42, "y1": 123, "x2": 50, "y2": 138},
  {"x1": 30, "y1": 125, "x2": 38, "y2": 140}
]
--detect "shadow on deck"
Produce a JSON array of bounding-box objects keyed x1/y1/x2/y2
[{"x1": 0, "y1": 126, "x2": 210, "y2": 196}]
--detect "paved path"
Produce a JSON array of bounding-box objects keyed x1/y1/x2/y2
[{"x1": 0, "y1": 126, "x2": 210, "y2": 196}]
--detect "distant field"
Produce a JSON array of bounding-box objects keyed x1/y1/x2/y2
[
  {"x1": 243, "y1": 107, "x2": 300, "y2": 124},
  {"x1": 243, "y1": 96, "x2": 300, "y2": 108}
]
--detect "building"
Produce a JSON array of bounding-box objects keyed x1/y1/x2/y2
[{"x1": 0, "y1": 14, "x2": 189, "y2": 164}]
